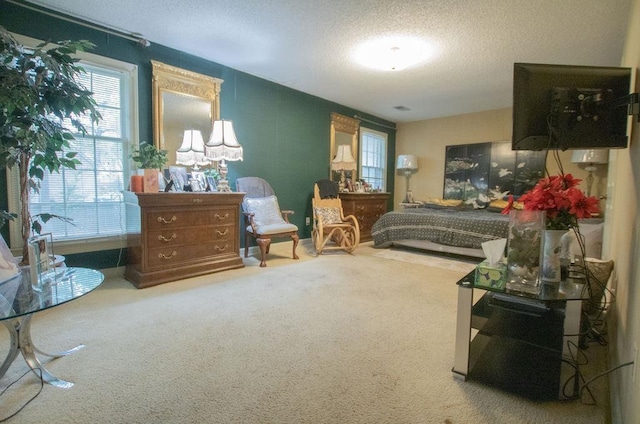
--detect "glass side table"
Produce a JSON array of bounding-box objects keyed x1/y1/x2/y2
[
  {"x1": 0, "y1": 267, "x2": 104, "y2": 388},
  {"x1": 452, "y1": 269, "x2": 586, "y2": 400}
]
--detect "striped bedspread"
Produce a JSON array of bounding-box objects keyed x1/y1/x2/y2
[{"x1": 371, "y1": 208, "x2": 509, "y2": 249}]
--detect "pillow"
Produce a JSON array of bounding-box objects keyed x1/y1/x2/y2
[
  {"x1": 243, "y1": 195, "x2": 285, "y2": 226},
  {"x1": 315, "y1": 206, "x2": 342, "y2": 224},
  {"x1": 489, "y1": 199, "x2": 509, "y2": 209},
  {"x1": 487, "y1": 199, "x2": 525, "y2": 213},
  {"x1": 423, "y1": 197, "x2": 463, "y2": 207}
]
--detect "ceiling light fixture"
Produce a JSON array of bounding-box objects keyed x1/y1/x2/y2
[{"x1": 353, "y1": 36, "x2": 436, "y2": 71}]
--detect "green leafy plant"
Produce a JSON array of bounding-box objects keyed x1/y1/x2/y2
[
  {"x1": 203, "y1": 167, "x2": 220, "y2": 181},
  {"x1": 131, "y1": 143, "x2": 168, "y2": 170},
  {"x1": 506, "y1": 226, "x2": 541, "y2": 271},
  {"x1": 0, "y1": 26, "x2": 101, "y2": 265}
]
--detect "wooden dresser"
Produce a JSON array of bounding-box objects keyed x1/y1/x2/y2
[
  {"x1": 339, "y1": 192, "x2": 390, "y2": 242},
  {"x1": 124, "y1": 191, "x2": 244, "y2": 288}
]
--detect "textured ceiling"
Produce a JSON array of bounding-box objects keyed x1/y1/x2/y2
[{"x1": 23, "y1": 0, "x2": 633, "y2": 123}]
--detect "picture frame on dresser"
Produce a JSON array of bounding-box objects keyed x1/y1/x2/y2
[
  {"x1": 190, "y1": 171, "x2": 206, "y2": 192},
  {"x1": 206, "y1": 176, "x2": 218, "y2": 192}
]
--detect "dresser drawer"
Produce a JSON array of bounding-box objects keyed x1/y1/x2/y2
[
  {"x1": 354, "y1": 200, "x2": 386, "y2": 214},
  {"x1": 146, "y1": 241, "x2": 235, "y2": 269},
  {"x1": 145, "y1": 207, "x2": 236, "y2": 230},
  {"x1": 147, "y1": 224, "x2": 235, "y2": 248}
]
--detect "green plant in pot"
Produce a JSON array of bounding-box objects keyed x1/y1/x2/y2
[
  {"x1": 131, "y1": 143, "x2": 168, "y2": 192},
  {"x1": 131, "y1": 143, "x2": 168, "y2": 170},
  {"x1": 0, "y1": 26, "x2": 101, "y2": 265}
]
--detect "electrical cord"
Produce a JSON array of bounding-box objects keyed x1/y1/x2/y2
[
  {"x1": 0, "y1": 367, "x2": 45, "y2": 422},
  {"x1": 579, "y1": 361, "x2": 634, "y2": 400}
]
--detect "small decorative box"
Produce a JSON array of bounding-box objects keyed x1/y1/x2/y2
[{"x1": 475, "y1": 260, "x2": 507, "y2": 291}]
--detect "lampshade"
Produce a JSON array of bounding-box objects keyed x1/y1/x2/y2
[
  {"x1": 176, "y1": 129, "x2": 210, "y2": 166},
  {"x1": 397, "y1": 154, "x2": 418, "y2": 170},
  {"x1": 205, "y1": 120, "x2": 244, "y2": 161},
  {"x1": 571, "y1": 149, "x2": 609, "y2": 165},
  {"x1": 331, "y1": 145, "x2": 357, "y2": 171}
]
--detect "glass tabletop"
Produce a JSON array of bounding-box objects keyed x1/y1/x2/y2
[
  {"x1": 0, "y1": 267, "x2": 104, "y2": 321},
  {"x1": 456, "y1": 269, "x2": 587, "y2": 301}
]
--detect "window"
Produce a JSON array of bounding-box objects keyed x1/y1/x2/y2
[
  {"x1": 8, "y1": 53, "x2": 137, "y2": 250},
  {"x1": 359, "y1": 128, "x2": 388, "y2": 191}
]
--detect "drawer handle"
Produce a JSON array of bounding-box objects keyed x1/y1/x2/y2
[
  {"x1": 158, "y1": 251, "x2": 177, "y2": 260},
  {"x1": 157, "y1": 215, "x2": 177, "y2": 224},
  {"x1": 158, "y1": 233, "x2": 177, "y2": 242},
  {"x1": 193, "y1": 198, "x2": 203, "y2": 204},
  {"x1": 216, "y1": 244, "x2": 229, "y2": 252},
  {"x1": 216, "y1": 228, "x2": 229, "y2": 236},
  {"x1": 214, "y1": 213, "x2": 229, "y2": 220},
  {"x1": 357, "y1": 205, "x2": 365, "y2": 211}
]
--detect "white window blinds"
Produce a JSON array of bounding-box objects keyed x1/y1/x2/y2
[
  {"x1": 7, "y1": 58, "x2": 136, "y2": 247},
  {"x1": 360, "y1": 128, "x2": 388, "y2": 191}
]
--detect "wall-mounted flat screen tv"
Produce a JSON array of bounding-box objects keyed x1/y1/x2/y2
[{"x1": 512, "y1": 63, "x2": 631, "y2": 151}]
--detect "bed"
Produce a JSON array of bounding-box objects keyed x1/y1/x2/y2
[
  {"x1": 371, "y1": 205, "x2": 604, "y2": 259},
  {"x1": 371, "y1": 206, "x2": 508, "y2": 258}
]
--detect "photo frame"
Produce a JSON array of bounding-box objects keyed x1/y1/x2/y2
[
  {"x1": 190, "y1": 171, "x2": 206, "y2": 192},
  {"x1": 169, "y1": 166, "x2": 188, "y2": 192},
  {"x1": 28, "y1": 233, "x2": 55, "y2": 288},
  {"x1": 206, "y1": 176, "x2": 218, "y2": 192}
]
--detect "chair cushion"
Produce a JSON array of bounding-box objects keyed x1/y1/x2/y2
[
  {"x1": 315, "y1": 206, "x2": 342, "y2": 224},
  {"x1": 243, "y1": 195, "x2": 287, "y2": 226},
  {"x1": 246, "y1": 222, "x2": 298, "y2": 235}
]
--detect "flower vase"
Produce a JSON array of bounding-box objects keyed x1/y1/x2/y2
[
  {"x1": 506, "y1": 210, "x2": 545, "y2": 294},
  {"x1": 541, "y1": 229, "x2": 569, "y2": 283}
]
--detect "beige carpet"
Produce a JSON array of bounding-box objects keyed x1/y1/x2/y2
[
  {"x1": 373, "y1": 247, "x2": 478, "y2": 274},
  {"x1": 0, "y1": 242, "x2": 610, "y2": 423}
]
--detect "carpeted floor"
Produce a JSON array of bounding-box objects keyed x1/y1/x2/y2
[{"x1": 0, "y1": 242, "x2": 610, "y2": 423}]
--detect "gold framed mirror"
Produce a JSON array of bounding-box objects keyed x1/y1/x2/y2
[
  {"x1": 151, "y1": 60, "x2": 224, "y2": 167},
  {"x1": 330, "y1": 112, "x2": 360, "y2": 183}
]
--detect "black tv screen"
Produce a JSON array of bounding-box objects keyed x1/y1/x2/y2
[{"x1": 512, "y1": 63, "x2": 631, "y2": 151}]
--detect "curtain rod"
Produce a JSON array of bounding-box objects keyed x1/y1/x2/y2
[
  {"x1": 354, "y1": 114, "x2": 397, "y2": 131},
  {"x1": 6, "y1": 0, "x2": 150, "y2": 46}
]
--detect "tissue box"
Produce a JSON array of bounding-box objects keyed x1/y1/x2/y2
[{"x1": 475, "y1": 260, "x2": 507, "y2": 291}]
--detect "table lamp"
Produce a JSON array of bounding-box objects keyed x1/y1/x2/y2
[
  {"x1": 205, "y1": 120, "x2": 244, "y2": 192},
  {"x1": 397, "y1": 154, "x2": 418, "y2": 202},
  {"x1": 176, "y1": 129, "x2": 210, "y2": 171},
  {"x1": 571, "y1": 149, "x2": 608, "y2": 196},
  {"x1": 331, "y1": 145, "x2": 357, "y2": 191}
]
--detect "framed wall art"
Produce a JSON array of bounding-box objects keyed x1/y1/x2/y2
[{"x1": 443, "y1": 141, "x2": 545, "y2": 204}]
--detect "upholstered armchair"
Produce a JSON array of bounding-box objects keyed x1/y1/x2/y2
[
  {"x1": 311, "y1": 180, "x2": 360, "y2": 254},
  {"x1": 236, "y1": 177, "x2": 299, "y2": 267}
]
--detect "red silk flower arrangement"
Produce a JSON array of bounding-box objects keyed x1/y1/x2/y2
[{"x1": 502, "y1": 173, "x2": 600, "y2": 230}]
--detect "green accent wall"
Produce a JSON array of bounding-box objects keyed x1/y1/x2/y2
[{"x1": 0, "y1": 2, "x2": 397, "y2": 269}]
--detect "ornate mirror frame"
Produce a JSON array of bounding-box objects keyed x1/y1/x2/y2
[
  {"x1": 151, "y1": 60, "x2": 224, "y2": 167},
  {"x1": 330, "y1": 112, "x2": 360, "y2": 182}
]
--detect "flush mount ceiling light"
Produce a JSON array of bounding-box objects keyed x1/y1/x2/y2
[{"x1": 353, "y1": 36, "x2": 437, "y2": 71}]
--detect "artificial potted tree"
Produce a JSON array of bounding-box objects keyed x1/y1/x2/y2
[
  {"x1": 131, "y1": 143, "x2": 168, "y2": 192},
  {"x1": 0, "y1": 26, "x2": 101, "y2": 265}
]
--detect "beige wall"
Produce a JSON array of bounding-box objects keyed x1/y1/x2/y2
[
  {"x1": 607, "y1": 0, "x2": 640, "y2": 422},
  {"x1": 395, "y1": 109, "x2": 606, "y2": 210}
]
